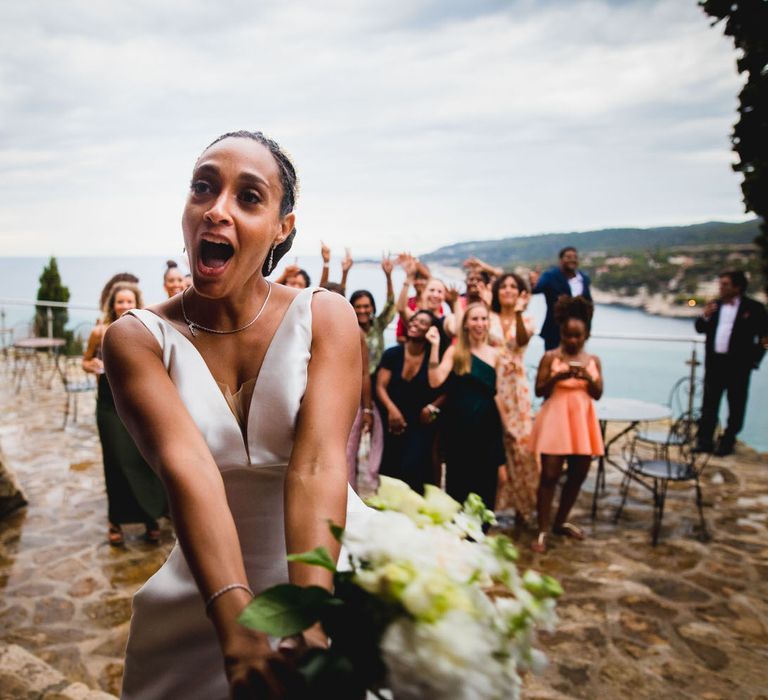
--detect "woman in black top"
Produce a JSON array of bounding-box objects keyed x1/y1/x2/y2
[{"x1": 376, "y1": 311, "x2": 443, "y2": 493}]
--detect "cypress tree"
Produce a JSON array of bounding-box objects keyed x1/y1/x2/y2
[{"x1": 35, "y1": 257, "x2": 70, "y2": 339}]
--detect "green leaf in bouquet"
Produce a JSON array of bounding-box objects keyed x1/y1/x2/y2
[
  {"x1": 328, "y1": 522, "x2": 345, "y2": 542},
  {"x1": 287, "y1": 546, "x2": 337, "y2": 572},
  {"x1": 238, "y1": 584, "x2": 334, "y2": 636}
]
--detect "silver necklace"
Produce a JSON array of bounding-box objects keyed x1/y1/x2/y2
[{"x1": 181, "y1": 282, "x2": 272, "y2": 337}]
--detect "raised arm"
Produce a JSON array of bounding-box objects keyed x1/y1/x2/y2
[
  {"x1": 426, "y1": 327, "x2": 454, "y2": 387},
  {"x1": 275, "y1": 263, "x2": 301, "y2": 286},
  {"x1": 319, "y1": 242, "x2": 331, "y2": 288},
  {"x1": 514, "y1": 293, "x2": 533, "y2": 347},
  {"x1": 102, "y1": 317, "x2": 271, "y2": 684},
  {"x1": 340, "y1": 248, "x2": 353, "y2": 295},
  {"x1": 464, "y1": 255, "x2": 503, "y2": 278},
  {"x1": 376, "y1": 255, "x2": 395, "y2": 330},
  {"x1": 396, "y1": 256, "x2": 417, "y2": 324}
]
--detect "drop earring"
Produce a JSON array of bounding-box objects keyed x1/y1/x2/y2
[{"x1": 266, "y1": 246, "x2": 275, "y2": 274}]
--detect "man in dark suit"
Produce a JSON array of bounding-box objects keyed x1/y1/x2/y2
[
  {"x1": 531, "y1": 246, "x2": 592, "y2": 350},
  {"x1": 695, "y1": 270, "x2": 768, "y2": 456}
]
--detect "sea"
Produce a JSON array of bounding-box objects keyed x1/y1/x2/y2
[{"x1": 1, "y1": 255, "x2": 765, "y2": 452}]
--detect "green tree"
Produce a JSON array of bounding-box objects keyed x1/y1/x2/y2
[
  {"x1": 700, "y1": 0, "x2": 768, "y2": 294},
  {"x1": 35, "y1": 257, "x2": 70, "y2": 339}
]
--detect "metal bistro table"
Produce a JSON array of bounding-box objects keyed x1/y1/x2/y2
[
  {"x1": 12, "y1": 337, "x2": 66, "y2": 393},
  {"x1": 590, "y1": 397, "x2": 672, "y2": 519}
]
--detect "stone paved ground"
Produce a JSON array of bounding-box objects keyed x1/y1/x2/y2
[{"x1": 0, "y1": 358, "x2": 767, "y2": 699}]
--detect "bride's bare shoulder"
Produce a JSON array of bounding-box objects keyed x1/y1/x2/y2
[{"x1": 104, "y1": 312, "x2": 161, "y2": 356}]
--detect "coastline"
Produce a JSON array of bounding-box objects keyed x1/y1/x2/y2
[{"x1": 589, "y1": 288, "x2": 701, "y2": 318}]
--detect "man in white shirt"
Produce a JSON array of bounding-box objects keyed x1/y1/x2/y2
[{"x1": 694, "y1": 270, "x2": 768, "y2": 456}]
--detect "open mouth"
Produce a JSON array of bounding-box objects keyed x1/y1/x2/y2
[{"x1": 199, "y1": 239, "x2": 234, "y2": 270}]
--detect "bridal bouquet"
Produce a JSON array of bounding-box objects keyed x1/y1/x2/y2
[{"x1": 239, "y1": 477, "x2": 561, "y2": 700}]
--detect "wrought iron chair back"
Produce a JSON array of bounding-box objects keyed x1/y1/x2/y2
[
  {"x1": 61, "y1": 325, "x2": 97, "y2": 428},
  {"x1": 614, "y1": 413, "x2": 710, "y2": 545}
]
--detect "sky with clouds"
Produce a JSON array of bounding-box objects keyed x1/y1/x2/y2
[{"x1": 0, "y1": 0, "x2": 749, "y2": 257}]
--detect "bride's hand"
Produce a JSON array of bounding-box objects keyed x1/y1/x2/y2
[
  {"x1": 224, "y1": 628, "x2": 304, "y2": 699},
  {"x1": 278, "y1": 623, "x2": 329, "y2": 658}
]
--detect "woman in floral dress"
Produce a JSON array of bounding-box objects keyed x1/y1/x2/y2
[{"x1": 488, "y1": 272, "x2": 539, "y2": 523}]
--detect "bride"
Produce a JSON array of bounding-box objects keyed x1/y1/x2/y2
[{"x1": 103, "y1": 131, "x2": 367, "y2": 699}]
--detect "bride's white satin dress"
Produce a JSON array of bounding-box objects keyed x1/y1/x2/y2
[{"x1": 121, "y1": 288, "x2": 369, "y2": 700}]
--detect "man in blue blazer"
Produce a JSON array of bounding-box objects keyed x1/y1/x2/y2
[
  {"x1": 694, "y1": 270, "x2": 767, "y2": 456},
  {"x1": 532, "y1": 247, "x2": 593, "y2": 350}
]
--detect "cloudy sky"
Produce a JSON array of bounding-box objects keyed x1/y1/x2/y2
[{"x1": 0, "y1": 0, "x2": 749, "y2": 257}]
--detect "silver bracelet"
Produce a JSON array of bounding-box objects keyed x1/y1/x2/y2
[{"x1": 205, "y1": 583, "x2": 254, "y2": 613}]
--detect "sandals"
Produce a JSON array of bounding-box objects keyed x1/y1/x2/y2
[
  {"x1": 144, "y1": 521, "x2": 161, "y2": 545},
  {"x1": 530, "y1": 532, "x2": 547, "y2": 554},
  {"x1": 108, "y1": 524, "x2": 124, "y2": 547},
  {"x1": 553, "y1": 522, "x2": 586, "y2": 540}
]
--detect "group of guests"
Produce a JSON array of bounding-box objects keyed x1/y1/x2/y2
[
  {"x1": 86, "y1": 248, "x2": 766, "y2": 556},
  {"x1": 337, "y1": 245, "x2": 604, "y2": 553},
  {"x1": 84, "y1": 247, "x2": 608, "y2": 553}
]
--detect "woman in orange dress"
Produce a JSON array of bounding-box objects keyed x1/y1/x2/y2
[
  {"x1": 530, "y1": 296, "x2": 603, "y2": 552},
  {"x1": 488, "y1": 273, "x2": 539, "y2": 524}
]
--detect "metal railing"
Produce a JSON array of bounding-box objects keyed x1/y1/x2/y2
[
  {"x1": 0, "y1": 298, "x2": 99, "y2": 343},
  {"x1": 590, "y1": 332, "x2": 703, "y2": 345}
]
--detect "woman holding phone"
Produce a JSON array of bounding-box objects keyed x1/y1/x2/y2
[{"x1": 530, "y1": 295, "x2": 603, "y2": 553}]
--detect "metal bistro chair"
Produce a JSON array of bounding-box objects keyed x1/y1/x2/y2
[
  {"x1": 62, "y1": 357, "x2": 97, "y2": 427},
  {"x1": 614, "y1": 414, "x2": 710, "y2": 546},
  {"x1": 634, "y1": 375, "x2": 703, "y2": 453},
  {"x1": 62, "y1": 322, "x2": 97, "y2": 428},
  {"x1": 9, "y1": 320, "x2": 41, "y2": 389}
]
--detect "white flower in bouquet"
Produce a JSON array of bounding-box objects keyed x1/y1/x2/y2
[
  {"x1": 381, "y1": 611, "x2": 520, "y2": 700},
  {"x1": 240, "y1": 477, "x2": 561, "y2": 700},
  {"x1": 343, "y1": 508, "x2": 498, "y2": 590}
]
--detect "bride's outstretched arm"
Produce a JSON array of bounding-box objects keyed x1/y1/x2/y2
[
  {"x1": 285, "y1": 292, "x2": 361, "y2": 593},
  {"x1": 102, "y1": 317, "x2": 283, "y2": 688}
]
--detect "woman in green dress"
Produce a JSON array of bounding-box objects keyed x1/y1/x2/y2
[
  {"x1": 427, "y1": 302, "x2": 506, "y2": 509},
  {"x1": 83, "y1": 281, "x2": 167, "y2": 545}
]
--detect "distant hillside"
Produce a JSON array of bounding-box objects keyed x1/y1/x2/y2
[{"x1": 422, "y1": 220, "x2": 761, "y2": 267}]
